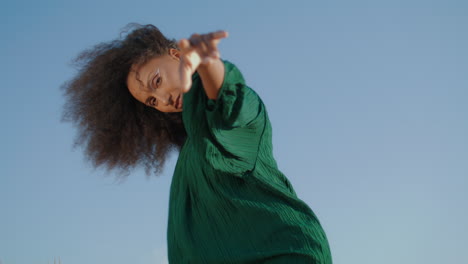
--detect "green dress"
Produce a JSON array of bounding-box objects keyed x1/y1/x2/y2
[{"x1": 167, "y1": 61, "x2": 332, "y2": 264}]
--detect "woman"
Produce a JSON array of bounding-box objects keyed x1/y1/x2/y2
[{"x1": 62, "y1": 24, "x2": 332, "y2": 264}]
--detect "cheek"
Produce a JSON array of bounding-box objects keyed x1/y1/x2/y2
[
  {"x1": 167, "y1": 63, "x2": 182, "y2": 88},
  {"x1": 167, "y1": 72, "x2": 180, "y2": 90}
]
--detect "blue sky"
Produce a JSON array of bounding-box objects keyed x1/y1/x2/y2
[{"x1": 1, "y1": 0, "x2": 467, "y2": 263}]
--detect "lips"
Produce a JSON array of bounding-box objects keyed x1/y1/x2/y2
[{"x1": 175, "y1": 94, "x2": 183, "y2": 109}]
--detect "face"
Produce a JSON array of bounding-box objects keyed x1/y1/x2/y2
[{"x1": 127, "y1": 49, "x2": 183, "y2": 113}]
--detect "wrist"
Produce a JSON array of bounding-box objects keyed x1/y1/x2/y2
[{"x1": 196, "y1": 59, "x2": 225, "y2": 100}]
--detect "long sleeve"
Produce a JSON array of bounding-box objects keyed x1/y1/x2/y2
[{"x1": 203, "y1": 61, "x2": 266, "y2": 176}]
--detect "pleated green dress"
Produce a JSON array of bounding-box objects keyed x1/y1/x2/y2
[{"x1": 167, "y1": 61, "x2": 332, "y2": 264}]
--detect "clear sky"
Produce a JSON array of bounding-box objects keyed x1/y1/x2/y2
[{"x1": 1, "y1": 0, "x2": 467, "y2": 263}]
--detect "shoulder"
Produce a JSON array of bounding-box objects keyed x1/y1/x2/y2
[{"x1": 222, "y1": 60, "x2": 246, "y2": 85}]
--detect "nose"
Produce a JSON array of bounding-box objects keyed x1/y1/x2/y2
[{"x1": 155, "y1": 93, "x2": 173, "y2": 106}]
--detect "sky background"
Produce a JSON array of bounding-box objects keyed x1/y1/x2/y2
[{"x1": 1, "y1": 0, "x2": 467, "y2": 263}]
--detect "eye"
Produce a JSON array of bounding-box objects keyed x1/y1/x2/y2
[
  {"x1": 146, "y1": 97, "x2": 157, "y2": 107},
  {"x1": 152, "y1": 76, "x2": 162, "y2": 89}
]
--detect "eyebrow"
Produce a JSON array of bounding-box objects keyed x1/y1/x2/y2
[
  {"x1": 134, "y1": 68, "x2": 160, "y2": 92},
  {"x1": 146, "y1": 68, "x2": 160, "y2": 91},
  {"x1": 134, "y1": 71, "x2": 145, "y2": 91}
]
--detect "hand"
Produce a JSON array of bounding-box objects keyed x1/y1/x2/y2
[{"x1": 178, "y1": 30, "x2": 228, "y2": 93}]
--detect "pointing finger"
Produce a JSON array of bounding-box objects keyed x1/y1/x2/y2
[{"x1": 207, "y1": 30, "x2": 229, "y2": 41}]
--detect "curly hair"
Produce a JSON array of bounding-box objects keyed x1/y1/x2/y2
[{"x1": 61, "y1": 24, "x2": 186, "y2": 178}]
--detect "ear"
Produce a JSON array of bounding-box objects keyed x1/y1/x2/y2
[{"x1": 168, "y1": 48, "x2": 180, "y2": 61}]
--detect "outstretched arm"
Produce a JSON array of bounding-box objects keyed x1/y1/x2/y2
[{"x1": 178, "y1": 31, "x2": 228, "y2": 99}]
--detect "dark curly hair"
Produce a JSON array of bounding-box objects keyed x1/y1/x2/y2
[{"x1": 61, "y1": 24, "x2": 186, "y2": 178}]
